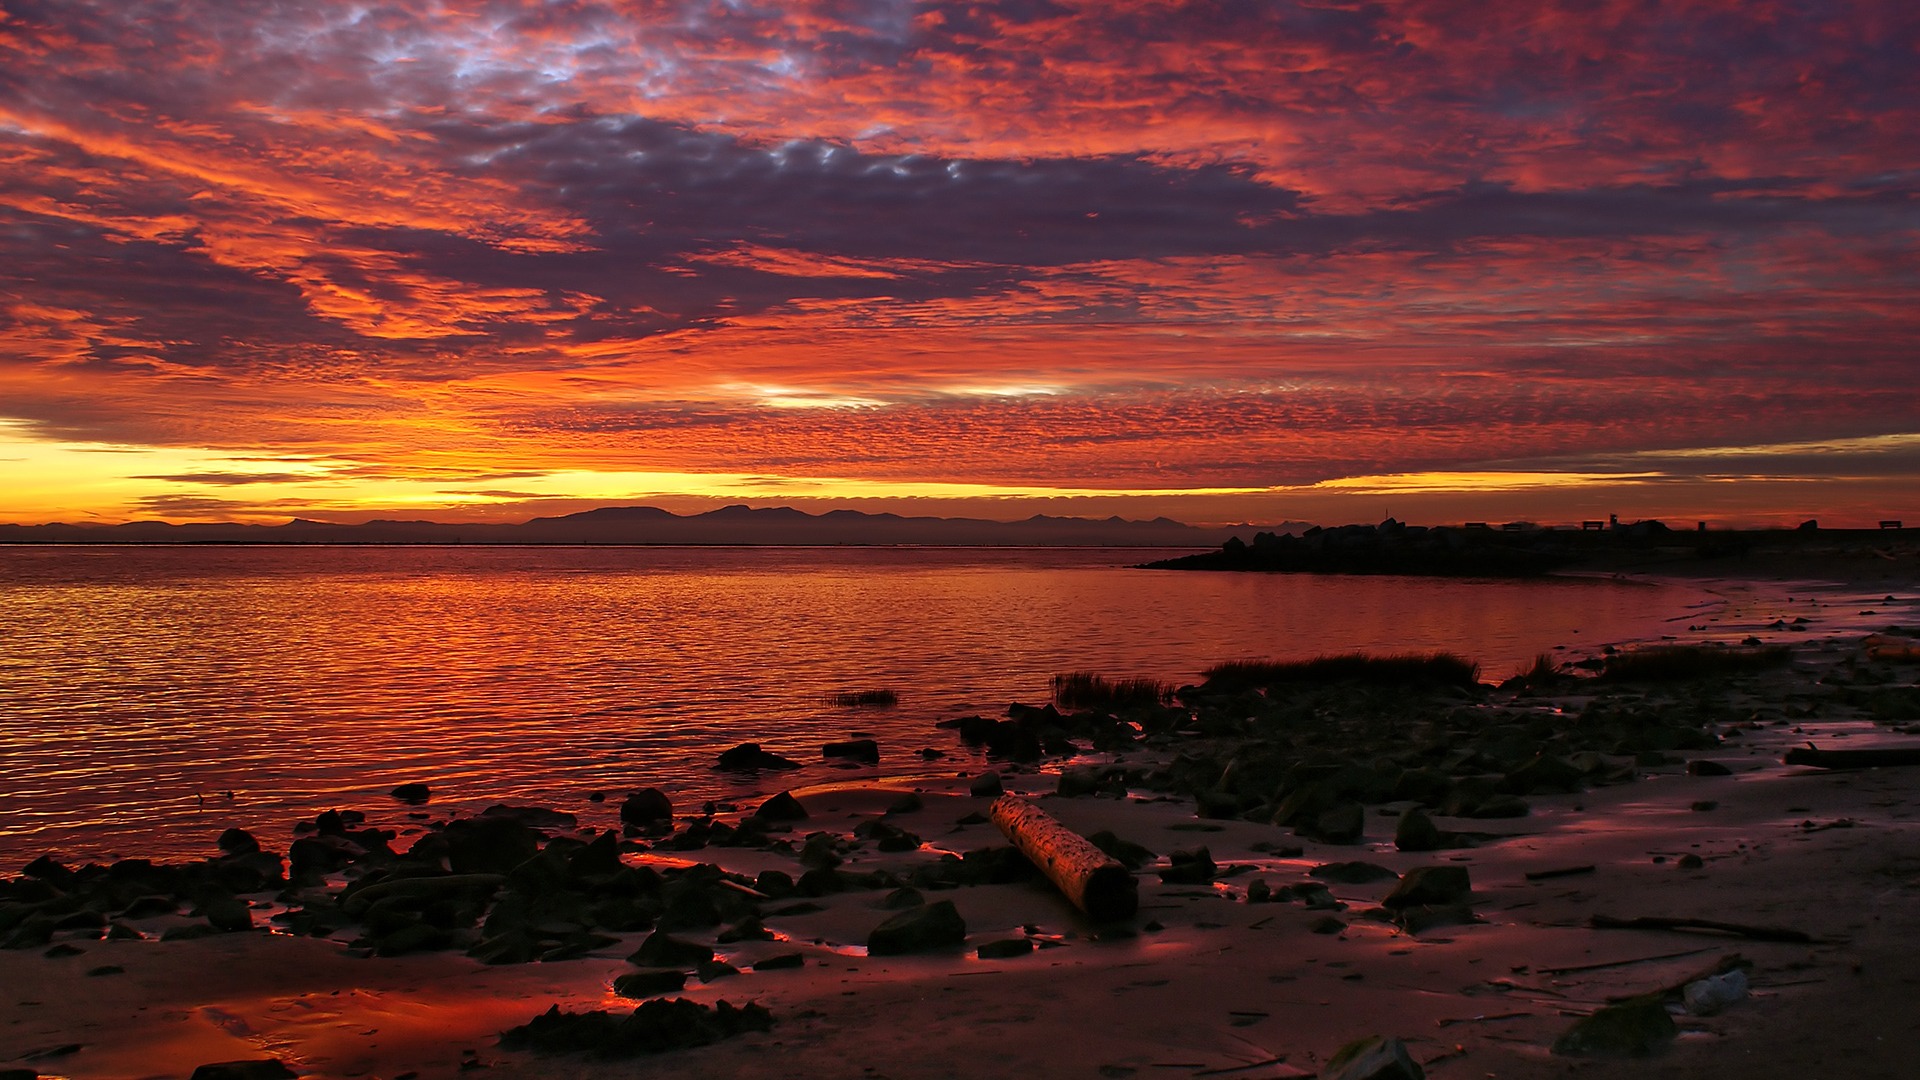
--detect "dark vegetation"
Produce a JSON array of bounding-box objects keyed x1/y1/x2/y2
[
  {"x1": 1201, "y1": 652, "x2": 1482, "y2": 690},
  {"x1": 823, "y1": 689, "x2": 898, "y2": 707},
  {"x1": 1598, "y1": 645, "x2": 1792, "y2": 682},
  {"x1": 1051, "y1": 672, "x2": 1171, "y2": 710}
]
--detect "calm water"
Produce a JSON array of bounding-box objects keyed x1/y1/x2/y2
[{"x1": 0, "y1": 546, "x2": 1711, "y2": 864}]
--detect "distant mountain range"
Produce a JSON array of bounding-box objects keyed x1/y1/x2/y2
[{"x1": 0, "y1": 505, "x2": 1306, "y2": 547}]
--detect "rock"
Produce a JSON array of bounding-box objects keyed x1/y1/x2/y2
[
  {"x1": 976, "y1": 938, "x2": 1033, "y2": 959},
  {"x1": 1677, "y1": 853, "x2": 1705, "y2": 869},
  {"x1": 612, "y1": 968, "x2": 688, "y2": 998},
  {"x1": 752, "y1": 791, "x2": 808, "y2": 821},
  {"x1": 1686, "y1": 760, "x2": 1733, "y2": 777},
  {"x1": 627, "y1": 930, "x2": 713, "y2": 968},
  {"x1": 823, "y1": 738, "x2": 880, "y2": 763},
  {"x1": 716, "y1": 743, "x2": 802, "y2": 770},
  {"x1": 216, "y1": 828, "x2": 261, "y2": 855},
  {"x1": 479, "y1": 804, "x2": 577, "y2": 829},
  {"x1": 1325, "y1": 1035, "x2": 1425, "y2": 1080},
  {"x1": 751, "y1": 952, "x2": 805, "y2": 970},
  {"x1": 885, "y1": 792, "x2": 923, "y2": 815},
  {"x1": 620, "y1": 788, "x2": 673, "y2": 825},
  {"x1": 1309, "y1": 861, "x2": 1399, "y2": 885},
  {"x1": 1393, "y1": 808, "x2": 1445, "y2": 852},
  {"x1": 389, "y1": 783, "x2": 432, "y2": 805},
  {"x1": 119, "y1": 894, "x2": 179, "y2": 919},
  {"x1": 200, "y1": 896, "x2": 253, "y2": 932},
  {"x1": 1156, "y1": 846, "x2": 1217, "y2": 884},
  {"x1": 502, "y1": 999, "x2": 773, "y2": 1057},
  {"x1": 867, "y1": 900, "x2": 967, "y2": 955},
  {"x1": 879, "y1": 886, "x2": 925, "y2": 910},
  {"x1": 188, "y1": 1062, "x2": 297, "y2": 1080},
  {"x1": 443, "y1": 817, "x2": 541, "y2": 875},
  {"x1": 1394, "y1": 903, "x2": 1479, "y2": 934},
  {"x1": 1551, "y1": 999, "x2": 1677, "y2": 1056},
  {"x1": 716, "y1": 917, "x2": 774, "y2": 944},
  {"x1": 1310, "y1": 801, "x2": 1366, "y2": 844},
  {"x1": 1382, "y1": 866, "x2": 1472, "y2": 909},
  {"x1": 1310, "y1": 916, "x2": 1347, "y2": 935},
  {"x1": 698, "y1": 959, "x2": 741, "y2": 981},
  {"x1": 968, "y1": 771, "x2": 1004, "y2": 797}
]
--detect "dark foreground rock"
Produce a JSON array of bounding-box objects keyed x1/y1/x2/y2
[
  {"x1": 501, "y1": 999, "x2": 772, "y2": 1058},
  {"x1": 1325, "y1": 1035, "x2": 1425, "y2": 1080},
  {"x1": 1551, "y1": 999, "x2": 1677, "y2": 1056},
  {"x1": 716, "y1": 743, "x2": 802, "y2": 771}
]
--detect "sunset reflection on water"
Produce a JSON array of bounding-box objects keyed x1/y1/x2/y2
[{"x1": 0, "y1": 546, "x2": 1708, "y2": 863}]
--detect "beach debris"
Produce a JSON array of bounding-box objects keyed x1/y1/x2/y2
[
  {"x1": 1681, "y1": 968, "x2": 1750, "y2": 1015},
  {"x1": 1551, "y1": 999, "x2": 1676, "y2": 1057},
  {"x1": 716, "y1": 743, "x2": 802, "y2": 770},
  {"x1": 823, "y1": 738, "x2": 880, "y2": 763},
  {"x1": 1524, "y1": 864, "x2": 1596, "y2": 881},
  {"x1": 618, "y1": 788, "x2": 673, "y2": 827},
  {"x1": 991, "y1": 795, "x2": 1139, "y2": 920},
  {"x1": 1783, "y1": 743, "x2": 1920, "y2": 770},
  {"x1": 187, "y1": 1062, "x2": 297, "y2": 1080},
  {"x1": 867, "y1": 899, "x2": 967, "y2": 955},
  {"x1": 501, "y1": 999, "x2": 772, "y2": 1058},
  {"x1": 1324, "y1": 1034, "x2": 1426, "y2": 1080},
  {"x1": 388, "y1": 782, "x2": 432, "y2": 805},
  {"x1": 1685, "y1": 760, "x2": 1732, "y2": 776},
  {"x1": 1588, "y1": 914, "x2": 1812, "y2": 942}
]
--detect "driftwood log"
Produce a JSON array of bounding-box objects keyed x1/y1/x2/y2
[
  {"x1": 1783, "y1": 744, "x2": 1920, "y2": 770},
  {"x1": 990, "y1": 795, "x2": 1138, "y2": 921}
]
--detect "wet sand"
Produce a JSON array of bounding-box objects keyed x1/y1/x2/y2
[{"x1": 5, "y1": 573, "x2": 1919, "y2": 1079}]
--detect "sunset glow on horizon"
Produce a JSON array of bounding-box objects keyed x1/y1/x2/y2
[{"x1": 3, "y1": 1, "x2": 1916, "y2": 529}]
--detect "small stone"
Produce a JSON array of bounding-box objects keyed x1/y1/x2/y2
[
  {"x1": 1382, "y1": 866, "x2": 1472, "y2": 909},
  {"x1": 619, "y1": 788, "x2": 673, "y2": 825},
  {"x1": 968, "y1": 772, "x2": 1004, "y2": 797},
  {"x1": 822, "y1": 739, "x2": 880, "y2": 763},
  {"x1": 188, "y1": 1062, "x2": 298, "y2": 1080},
  {"x1": 976, "y1": 938, "x2": 1034, "y2": 959},
  {"x1": 1324, "y1": 1035, "x2": 1425, "y2": 1080},
  {"x1": 627, "y1": 931, "x2": 714, "y2": 968},
  {"x1": 87, "y1": 964, "x2": 125, "y2": 976},
  {"x1": 885, "y1": 792, "x2": 924, "y2": 815},
  {"x1": 879, "y1": 886, "x2": 925, "y2": 910},
  {"x1": 1686, "y1": 760, "x2": 1733, "y2": 777},
  {"x1": 1393, "y1": 808, "x2": 1444, "y2": 852},
  {"x1": 716, "y1": 743, "x2": 802, "y2": 770},
  {"x1": 753, "y1": 790, "x2": 808, "y2": 821},
  {"x1": 216, "y1": 828, "x2": 261, "y2": 855},
  {"x1": 751, "y1": 952, "x2": 805, "y2": 971},
  {"x1": 867, "y1": 900, "x2": 967, "y2": 956},
  {"x1": 1310, "y1": 916, "x2": 1348, "y2": 935},
  {"x1": 1310, "y1": 861, "x2": 1399, "y2": 884},
  {"x1": 1311, "y1": 802, "x2": 1366, "y2": 844},
  {"x1": 1156, "y1": 847, "x2": 1217, "y2": 884},
  {"x1": 1551, "y1": 999, "x2": 1677, "y2": 1057},
  {"x1": 1677, "y1": 853, "x2": 1705, "y2": 869},
  {"x1": 1690, "y1": 800, "x2": 1718, "y2": 812},
  {"x1": 389, "y1": 783, "x2": 432, "y2": 805}
]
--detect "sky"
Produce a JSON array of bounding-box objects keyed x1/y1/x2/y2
[{"x1": 1, "y1": 0, "x2": 1917, "y2": 528}]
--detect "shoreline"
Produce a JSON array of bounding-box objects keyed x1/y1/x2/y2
[{"x1": 5, "y1": 572, "x2": 1920, "y2": 1079}]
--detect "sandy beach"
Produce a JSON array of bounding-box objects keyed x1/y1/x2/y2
[{"x1": 6, "y1": 569, "x2": 1919, "y2": 1080}]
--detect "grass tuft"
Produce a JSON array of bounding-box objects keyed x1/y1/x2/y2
[
  {"x1": 823, "y1": 689, "x2": 899, "y2": 707},
  {"x1": 1598, "y1": 645, "x2": 1792, "y2": 682},
  {"x1": 1051, "y1": 672, "x2": 1172, "y2": 710},
  {"x1": 1202, "y1": 651, "x2": 1482, "y2": 690}
]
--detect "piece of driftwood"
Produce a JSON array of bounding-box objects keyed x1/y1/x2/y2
[
  {"x1": 1589, "y1": 914, "x2": 1811, "y2": 943},
  {"x1": 990, "y1": 795, "x2": 1138, "y2": 921},
  {"x1": 1783, "y1": 743, "x2": 1920, "y2": 770}
]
